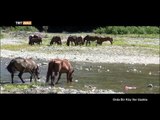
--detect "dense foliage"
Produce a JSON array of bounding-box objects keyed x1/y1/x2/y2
[
  {"x1": 1, "y1": 26, "x2": 39, "y2": 32},
  {"x1": 93, "y1": 26, "x2": 160, "y2": 34}
]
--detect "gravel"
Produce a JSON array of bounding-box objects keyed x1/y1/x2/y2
[
  {"x1": 1, "y1": 37, "x2": 159, "y2": 64},
  {"x1": 1, "y1": 36, "x2": 159, "y2": 94},
  {"x1": 1, "y1": 85, "x2": 123, "y2": 94}
]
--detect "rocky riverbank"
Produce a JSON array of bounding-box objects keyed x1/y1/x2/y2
[
  {"x1": 1, "y1": 84, "x2": 123, "y2": 94},
  {"x1": 1, "y1": 33, "x2": 159, "y2": 94}
]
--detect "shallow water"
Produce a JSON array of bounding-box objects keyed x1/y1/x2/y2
[{"x1": 1, "y1": 57, "x2": 159, "y2": 93}]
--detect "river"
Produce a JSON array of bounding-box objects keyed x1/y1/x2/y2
[{"x1": 1, "y1": 57, "x2": 159, "y2": 93}]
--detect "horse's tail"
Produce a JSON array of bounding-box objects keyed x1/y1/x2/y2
[
  {"x1": 6, "y1": 60, "x2": 15, "y2": 73},
  {"x1": 46, "y1": 61, "x2": 55, "y2": 83}
]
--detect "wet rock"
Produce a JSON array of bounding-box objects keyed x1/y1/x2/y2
[
  {"x1": 133, "y1": 69, "x2": 137, "y2": 72},
  {"x1": 86, "y1": 58, "x2": 89, "y2": 61},
  {"x1": 42, "y1": 62, "x2": 48, "y2": 65},
  {"x1": 85, "y1": 68, "x2": 89, "y2": 71},
  {"x1": 149, "y1": 72, "x2": 152, "y2": 75},
  {"x1": 75, "y1": 80, "x2": 78, "y2": 82},
  {"x1": 98, "y1": 66, "x2": 102, "y2": 68},
  {"x1": 147, "y1": 84, "x2": 153, "y2": 88}
]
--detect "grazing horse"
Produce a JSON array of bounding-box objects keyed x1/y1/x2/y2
[
  {"x1": 83, "y1": 35, "x2": 99, "y2": 46},
  {"x1": 96, "y1": 37, "x2": 113, "y2": 45},
  {"x1": 28, "y1": 35, "x2": 42, "y2": 45},
  {"x1": 50, "y1": 36, "x2": 62, "y2": 45},
  {"x1": 76, "y1": 36, "x2": 85, "y2": 46},
  {"x1": 66, "y1": 36, "x2": 84, "y2": 46},
  {"x1": 66, "y1": 35, "x2": 77, "y2": 46},
  {"x1": 46, "y1": 59, "x2": 74, "y2": 86},
  {"x1": 6, "y1": 57, "x2": 40, "y2": 83}
]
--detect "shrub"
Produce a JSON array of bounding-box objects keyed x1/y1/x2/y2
[
  {"x1": 93, "y1": 26, "x2": 159, "y2": 34},
  {"x1": 1, "y1": 26, "x2": 39, "y2": 32}
]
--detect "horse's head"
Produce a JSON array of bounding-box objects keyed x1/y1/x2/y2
[
  {"x1": 69, "y1": 69, "x2": 74, "y2": 82},
  {"x1": 110, "y1": 37, "x2": 113, "y2": 45}
]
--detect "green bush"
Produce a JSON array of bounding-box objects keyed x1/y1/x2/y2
[
  {"x1": 93, "y1": 26, "x2": 159, "y2": 34},
  {"x1": 1, "y1": 26, "x2": 39, "y2": 32}
]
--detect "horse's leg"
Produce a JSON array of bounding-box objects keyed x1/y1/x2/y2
[
  {"x1": 69, "y1": 70, "x2": 74, "y2": 82},
  {"x1": 53, "y1": 72, "x2": 59, "y2": 85},
  {"x1": 46, "y1": 71, "x2": 50, "y2": 83},
  {"x1": 11, "y1": 73, "x2": 14, "y2": 84},
  {"x1": 32, "y1": 72, "x2": 37, "y2": 83},
  {"x1": 86, "y1": 40, "x2": 88, "y2": 46},
  {"x1": 85, "y1": 40, "x2": 88, "y2": 46},
  {"x1": 66, "y1": 73, "x2": 70, "y2": 83},
  {"x1": 30, "y1": 74, "x2": 32, "y2": 82},
  {"x1": 67, "y1": 40, "x2": 70, "y2": 46},
  {"x1": 51, "y1": 72, "x2": 57, "y2": 86},
  {"x1": 18, "y1": 72, "x2": 25, "y2": 83},
  {"x1": 88, "y1": 40, "x2": 91, "y2": 45},
  {"x1": 110, "y1": 40, "x2": 113, "y2": 45},
  {"x1": 56, "y1": 73, "x2": 61, "y2": 84},
  {"x1": 51, "y1": 72, "x2": 54, "y2": 86},
  {"x1": 96, "y1": 41, "x2": 98, "y2": 46}
]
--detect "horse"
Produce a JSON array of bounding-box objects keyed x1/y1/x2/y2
[
  {"x1": 46, "y1": 59, "x2": 74, "y2": 86},
  {"x1": 66, "y1": 35, "x2": 84, "y2": 46},
  {"x1": 28, "y1": 35, "x2": 42, "y2": 45},
  {"x1": 6, "y1": 57, "x2": 40, "y2": 83},
  {"x1": 76, "y1": 36, "x2": 85, "y2": 46},
  {"x1": 50, "y1": 36, "x2": 62, "y2": 45},
  {"x1": 83, "y1": 35, "x2": 99, "y2": 46},
  {"x1": 96, "y1": 37, "x2": 113, "y2": 45},
  {"x1": 66, "y1": 35, "x2": 77, "y2": 46}
]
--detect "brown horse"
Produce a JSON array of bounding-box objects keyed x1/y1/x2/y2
[
  {"x1": 50, "y1": 36, "x2": 62, "y2": 45},
  {"x1": 66, "y1": 35, "x2": 84, "y2": 46},
  {"x1": 6, "y1": 57, "x2": 40, "y2": 83},
  {"x1": 76, "y1": 36, "x2": 84, "y2": 46},
  {"x1": 66, "y1": 35, "x2": 77, "y2": 46},
  {"x1": 96, "y1": 37, "x2": 113, "y2": 45},
  {"x1": 29, "y1": 35, "x2": 42, "y2": 45},
  {"x1": 46, "y1": 59, "x2": 74, "y2": 86},
  {"x1": 83, "y1": 35, "x2": 99, "y2": 46}
]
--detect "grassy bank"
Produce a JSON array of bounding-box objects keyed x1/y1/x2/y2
[{"x1": 1, "y1": 33, "x2": 159, "y2": 52}]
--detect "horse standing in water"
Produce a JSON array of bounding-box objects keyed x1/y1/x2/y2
[
  {"x1": 6, "y1": 57, "x2": 40, "y2": 83},
  {"x1": 46, "y1": 59, "x2": 74, "y2": 86}
]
